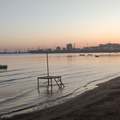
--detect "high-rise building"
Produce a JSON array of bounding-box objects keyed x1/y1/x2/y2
[{"x1": 66, "y1": 43, "x2": 72, "y2": 51}]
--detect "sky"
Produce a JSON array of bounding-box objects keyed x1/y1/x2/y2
[{"x1": 0, "y1": 0, "x2": 120, "y2": 52}]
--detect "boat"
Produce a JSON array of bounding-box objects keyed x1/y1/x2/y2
[
  {"x1": 79, "y1": 54, "x2": 85, "y2": 56},
  {"x1": 0, "y1": 65, "x2": 7, "y2": 69},
  {"x1": 95, "y1": 55, "x2": 99, "y2": 57},
  {"x1": 88, "y1": 54, "x2": 92, "y2": 55}
]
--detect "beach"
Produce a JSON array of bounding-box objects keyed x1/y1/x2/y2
[{"x1": 3, "y1": 76, "x2": 120, "y2": 120}]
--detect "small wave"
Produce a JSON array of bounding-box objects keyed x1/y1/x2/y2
[
  {"x1": 0, "y1": 70, "x2": 46, "y2": 78},
  {"x1": 0, "y1": 88, "x2": 34, "y2": 104},
  {"x1": 52, "y1": 75, "x2": 116, "y2": 102},
  {"x1": 0, "y1": 72, "x2": 47, "y2": 84},
  {"x1": 0, "y1": 76, "x2": 34, "y2": 84},
  {"x1": 0, "y1": 68, "x2": 27, "y2": 73}
]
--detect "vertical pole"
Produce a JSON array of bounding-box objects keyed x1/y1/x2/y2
[
  {"x1": 37, "y1": 78, "x2": 40, "y2": 93},
  {"x1": 46, "y1": 52, "x2": 49, "y2": 76},
  {"x1": 46, "y1": 52, "x2": 50, "y2": 86},
  {"x1": 48, "y1": 79, "x2": 49, "y2": 86},
  {"x1": 37, "y1": 78, "x2": 39, "y2": 88},
  {"x1": 51, "y1": 78, "x2": 52, "y2": 93}
]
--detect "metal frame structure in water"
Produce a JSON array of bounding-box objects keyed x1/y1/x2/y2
[
  {"x1": 37, "y1": 76, "x2": 65, "y2": 91},
  {"x1": 37, "y1": 53, "x2": 65, "y2": 92}
]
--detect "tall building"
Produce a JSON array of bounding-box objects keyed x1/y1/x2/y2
[{"x1": 66, "y1": 43, "x2": 72, "y2": 51}]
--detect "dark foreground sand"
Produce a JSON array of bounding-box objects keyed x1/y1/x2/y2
[{"x1": 3, "y1": 76, "x2": 120, "y2": 120}]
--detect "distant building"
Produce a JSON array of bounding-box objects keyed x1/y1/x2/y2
[
  {"x1": 56, "y1": 46, "x2": 61, "y2": 51},
  {"x1": 110, "y1": 43, "x2": 120, "y2": 50},
  {"x1": 62, "y1": 47, "x2": 66, "y2": 51},
  {"x1": 98, "y1": 43, "x2": 120, "y2": 51},
  {"x1": 47, "y1": 48, "x2": 52, "y2": 52},
  {"x1": 83, "y1": 46, "x2": 98, "y2": 51},
  {"x1": 75, "y1": 48, "x2": 81, "y2": 51},
  {"x1": 66, "y1": 43, "x2": 72, "y2": 51}
]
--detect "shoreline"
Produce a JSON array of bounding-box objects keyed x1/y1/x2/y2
[{"x1": 3, "y1": 76, "x2": 120, "y2": 120}]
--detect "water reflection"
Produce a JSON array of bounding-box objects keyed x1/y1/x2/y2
[{"x1": 1, "y1": 53, "x2": 120, "y2": 117}]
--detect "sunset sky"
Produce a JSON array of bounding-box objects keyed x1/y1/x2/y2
[{"x1": 0, "y1": 0, "x2": 120, "y2": 52}]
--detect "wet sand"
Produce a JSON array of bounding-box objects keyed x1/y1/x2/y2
[{"x1": 3, "y1": 76, "x2": 120, "y2": 120}]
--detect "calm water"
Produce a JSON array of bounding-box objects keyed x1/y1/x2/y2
[{"x1": 0, "y1": 53, "x2": 120, "y2": 117}]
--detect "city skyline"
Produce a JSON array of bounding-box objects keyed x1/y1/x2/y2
[
  {"x1": 1, "y1": 0, "x2": 120, "y2": 52},
  {"x1": 30, "y1": 42, "x2": 120, "y2": 52},
  {"x1": 1, "y1": 42, "x2": 120, "y2": 53}
]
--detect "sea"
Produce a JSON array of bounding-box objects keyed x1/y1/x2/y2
[{"x1": 0, "y1": 53, "x2": 120, "y2": 118}]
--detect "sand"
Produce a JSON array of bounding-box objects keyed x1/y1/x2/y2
[{"x1": 2, "y1": 76, "x2": 120, "y2": 120}]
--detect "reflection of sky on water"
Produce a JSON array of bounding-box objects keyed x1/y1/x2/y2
[{"x1": 0, "y1": 53, "x2": 120, "y2": 117}]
